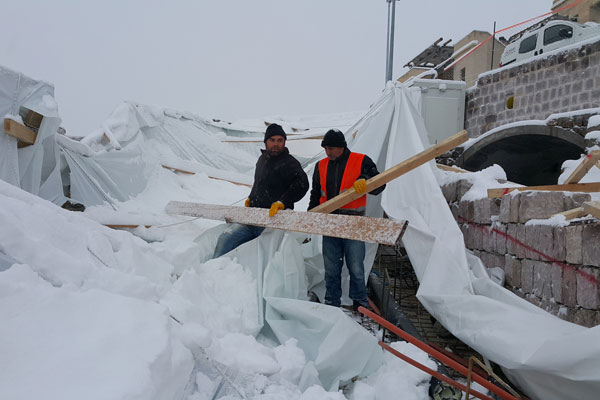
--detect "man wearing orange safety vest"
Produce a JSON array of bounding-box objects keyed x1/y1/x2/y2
[{"x1": 308, "y1": 129, "x2": 385, "y2": 310}]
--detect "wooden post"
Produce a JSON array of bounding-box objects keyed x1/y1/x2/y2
[
  {"x1": 563, "y1": 150, "x2": 600, "y2": 184},
  {"x1": 488, "y1": 182, "x2": 600, "y2": 198},
  {"x1": 3, "y1": 118, "x2": 37, "y2": 146},
  {"x1": 310, "y1": 130, "x2": 468, "y2": 214}
]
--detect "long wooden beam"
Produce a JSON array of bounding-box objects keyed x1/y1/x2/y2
[
  {"x1": 553, "y1": 207, "x2": 587, "y2": 220},
  {"x1": 563, "y1": 150, "x2": 600, "y2": 184},
  {"x1": 488, "y1": 182, "x2": 600, "y2": 198},
  {"x1": 310, "y1": 130, "x2": 468, "y2": 214},
  {"x1": 166, "y1": 201, "x2": 408, "y2": 246},
  {"x1": 161, "y1": 164, "x2": 253, "y2": 187},
  {"x1": 3, "y1": 118, "x2": 37, "y2": 145},
  {"x1": 436, "y1": 163, "x2": 468, "y2": 173}
]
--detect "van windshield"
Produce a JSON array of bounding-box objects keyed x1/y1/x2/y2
[{"x1": 519, "y1": 34, "x2": 538, "y2": 53}]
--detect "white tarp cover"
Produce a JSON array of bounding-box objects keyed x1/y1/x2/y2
[
  {"x1": 0, "y1": 65, "x2": 65, "y2": 205},
  {"x1": 346, "y1": 82, "x2": 600, "y2": 400}
]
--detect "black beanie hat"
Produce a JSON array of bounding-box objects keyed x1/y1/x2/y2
[
  {"x1": 264, "y1": 123, "x2": 287, "y2": 142},
  {"x1": 321, "y1": 129, "x2": 347, "y2": 148}
]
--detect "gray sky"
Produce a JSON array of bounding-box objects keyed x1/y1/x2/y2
[{"x1": 2, "y1": 0, "x2": 549, "y2": 136}]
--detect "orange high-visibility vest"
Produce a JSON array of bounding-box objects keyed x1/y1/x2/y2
[{"x1": 318, "y1": 152, "x2": 366, "y2": 210}]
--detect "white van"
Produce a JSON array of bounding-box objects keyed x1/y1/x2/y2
[{"x1": 499, "y1": 20, "x2": 600, "y2": 67}]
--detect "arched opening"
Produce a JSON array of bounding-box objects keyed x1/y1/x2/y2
[{"x1": 457, "y1": 125, "x2": 585, "y2": 186}]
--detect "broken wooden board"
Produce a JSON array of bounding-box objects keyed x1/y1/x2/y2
[
  {"x1": 3, "y1": 118, "x2": 37, "y2": 146},
  {"x1": 563, "y1": 150, "x2": 600, "y2": 184},
  {"x1": 552, "y1": 207, "x2": 587, "y2": 220},
  {"x1": 166, "y1": 201, "x2": 408, "y2": 246},
  {"x1": 311, "y1": 130, "x2": 468, "y2": 214},
  {"x1": 582, "y1": 201, "x2": 600, "y2": 219},
  {"x1": 161, "y1": 163, "x2": 253, "y2": 187},
  {"x1": 487, "y1": 182, "x2": 600, "y2": 198},
  {"x1": 436, "y1": 163, "x2": 468, "y2": 173}
]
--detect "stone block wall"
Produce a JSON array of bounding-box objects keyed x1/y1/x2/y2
[
  {"x1": 443, "y1": 180, "x2": 600, "y2": 327},
  {"x1": 464, "y1": 39, "x2": 600, "y2": 138}
]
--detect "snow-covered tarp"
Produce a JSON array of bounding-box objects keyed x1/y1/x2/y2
[
  {"x1": 0, "y1": 65, "x2": 65, "y2": 205},
  {"x1": 346, "y1": 82, "x2": 600, "y2": 400}
]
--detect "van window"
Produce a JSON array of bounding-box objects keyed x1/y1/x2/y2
[
  {"x1": 519, "y1": 34, "x2": 538, "y2": 53},
  {"x1": 544, "y1": 24, "x2": 573, "y2": 45}
]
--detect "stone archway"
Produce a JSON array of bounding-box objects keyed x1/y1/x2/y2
[{"x1": 457, "y1": 125, "x2": 585, "y2": 186}]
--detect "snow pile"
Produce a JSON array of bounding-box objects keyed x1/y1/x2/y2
[{"x1": 435, "y1": 164, "x2": 510, "y2": 201}]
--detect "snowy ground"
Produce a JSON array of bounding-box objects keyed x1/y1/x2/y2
[{"x1": 0, "y1": 107, "x2": 470, "y2": 400}]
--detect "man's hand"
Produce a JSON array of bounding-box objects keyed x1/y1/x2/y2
[
  {"x1": 269, "y1": 201, "x2": 285, "y2": 217},
  {"x1": 353, "y1": 178, "x2": 367, "y2": 194},
  {"x1": 244, "y1": 198, "x2": 251, "y2": 207}
]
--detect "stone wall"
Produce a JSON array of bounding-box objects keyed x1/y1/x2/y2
[
  {"x1": 464, "y1": 38, "x2": 600, "y2": 138},
  {"x1": 442, "y1": 180, "x2": 600, "y2": 327}
]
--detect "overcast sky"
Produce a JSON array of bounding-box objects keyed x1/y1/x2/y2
[{"x1": 2, "y1": 0, "x2": 550, "y2": 136}]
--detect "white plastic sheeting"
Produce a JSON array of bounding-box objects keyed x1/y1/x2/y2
[
  {"x1": 344, "y1": 82, "x2": 600, "y2": 400},
  {"x1": 58, "y1": 102, "x2": 257, "y2": 207},
  {"x1": 0, "y1": 65, "x2": 65, "y2": 205}
]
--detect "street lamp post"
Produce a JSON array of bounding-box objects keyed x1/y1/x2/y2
[{"x1": 385, "y1": 0, "x2": 399, "y2": 82}]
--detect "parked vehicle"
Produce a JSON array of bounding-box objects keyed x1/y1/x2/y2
[{"x1": 499, "y1": 20, "x2": 600, "y2": 67}]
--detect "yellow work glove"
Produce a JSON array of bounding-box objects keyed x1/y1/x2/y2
[
  {"x1": 269, "y1": 201, "x2": 285, "y2": 217},
  {"x1": 244, "y1": 198, "x2": 250, "y2": 207},
  {"x1": 353, "y1": 178, "x2": 367, "y2": 194}
]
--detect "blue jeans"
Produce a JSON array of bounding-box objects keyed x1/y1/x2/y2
[
  {"x1": 322, "y1": 236, "x2": 367, "y2": 307},
  {"x1": 213, "y1": 223, "x2": 265, "y2": 258}
]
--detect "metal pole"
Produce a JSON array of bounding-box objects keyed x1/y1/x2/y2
[
  {"x1": 385, "y1": 0, "x2": 397, "y2": 82},
  {"x1": 385, "y1": 0, "x2": 391, "y2": 82},
  {"x1": 490, "y1": 21, "x2": 497, "y2": 70}
]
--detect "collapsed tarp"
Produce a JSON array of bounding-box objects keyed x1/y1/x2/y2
[
  {"x1": 0, "y1": 65, "x2": 65, "y2": 205},
  {"x1": 57, "y1": 102, "x2": 257, "y2": 207},
  {"x1": 343, "y1": 82, "x2": 600, "y2": 400}
]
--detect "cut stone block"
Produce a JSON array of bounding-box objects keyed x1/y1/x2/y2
[
  {"x1": 562, "y1": 265, "x2": 578, "y2": 307},
  {"x1": 524, "y1": 224, "x2": 553, "y2": 261},
  {"x1": 473, "y1": 197, "x2": 501, "y2": 224},
  {"x1": 532, "y1": 260, "x2": 552, "y2": 300},
  {"x1": 573, "y1": 308, "x2": 600, "y2": 328},
  {"x1": 441, "y1": 181, "x2": 458, "y2": 203},
  {"x1": 518, "y1": 191, "x2": 567, "y2": 223},
  {"x1": 498, "y1": 193, "x2": 520, "y2": 224},
  {"x1": 504, "y1": 254, "x2": 522, "y2": 287},
  {"x1": 494, "y1": 224, "x2": 507, "y2": 254},
  {"x1": 479, "y1": 251, "x2": 505, "y2": 270},
  {"x1": 564, "y1": 192, "x2": 592, "y2": 210},
  {"x1": 582, "y1": 223, "x2": 600, "y2": 267},
  {"x1": 565, "y1": 225, "x2": 583, "y2": 265},
  {"x1": 521, "y1": 259, "x2": 536, "y2": 293},
  {"x1": 506, "y1": 224, "x2": 527, "y2": 258},
  {"x1": 458, "y1": 200, "x2": 475, "y2": 222},
  {"x1": 577, "y1": 266, "x2": 600, "y2": 309},
  {"x1": 551, "y1": 263, "x2": 563, "y2": 303},
  {"x1": 456, "y1": 180, "x2": 473, "y2": 201}
]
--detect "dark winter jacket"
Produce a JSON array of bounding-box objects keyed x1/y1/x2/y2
[
  {"x1": 248, "y1": 148, "x2": 309, "y2": 210},
  {"x1": 308, "y1": 148, "x2": 384, "y2": 216}
]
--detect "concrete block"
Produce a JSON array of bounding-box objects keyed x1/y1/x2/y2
[
  {"x1": 582, "y1": 223, "x2": 600, "y2": 267},
  {"x1": 521, "y1": 259, "x2": 535, "y2": 293},
  {"x1": 504, "y1": 254, "x2": 521, "y2": 287},
  {"x1": 458, "y1": 200, "x2": 475, "y2": 222},
  {"x1": 480, "y1": 251, "x2": 505, "y2": 270},
  {"x1": 577, "y1": 267, "x2": 600, "y2": 309},
  {"x1": 441, "y1": 181, "x2": 457, "y2": 203},
  {"x1": 518, "y1": 191, "x2": 566, "y2": 223},
  {"x1": 473, "y1": 197, "x2": 500, "y2": 224},
  {"x1": 524, "y1": 224, "x2": 553, "y2": 261},
  {"x1": 565, "y1": 225, "x2": 583, "y2": 265},
  {"x1": 493, "y1": 224, "x2": 507, "y2": 254},
  {"x1": 573, "y1": 308, "x2": 599, "y2": 328},
  {"x1": 532, "y1": 260, "x2": 552, "y2": 299},
  {"x1": 456, "y1": 180, "x2": 473, "y2": 201},
  {"x1": 551, "y1": 263, "x2": 563, "y2": 303},
  {"x1": 562, "y1": 265, "x2": 578, "y2": 307},
  {"x1": 498, "y1": 194, "x2": 519, "y2": 223},
  {"x1": 506, "y1": 224, "x2": 527, "y2": 258}
]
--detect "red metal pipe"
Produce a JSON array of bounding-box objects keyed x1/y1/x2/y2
[
  {"x1": 379, "y1": 341, "x2": 494, "y2": 400},
  {"x1": 358, "y1": 307, "x2": 519, "y2": 400}
]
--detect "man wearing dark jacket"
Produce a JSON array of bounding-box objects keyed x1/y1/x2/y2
[
  {"x1": 308, "y1": 129, "x2": 384, "y2": 309},
  {"x1": 213, "y1": 123, "x2": 309, "y2": 258}
]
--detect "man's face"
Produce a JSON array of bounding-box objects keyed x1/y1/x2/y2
[
  {"x1": 265, "y1": 135, "x2": 285, "y2": 156},
  {"x1": 324, "y1": 146, "x2": 344, "y2": 161}
]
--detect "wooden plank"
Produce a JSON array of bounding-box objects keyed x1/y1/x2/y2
[
  {"x1": 104, "y1": 224, "x2": 152, "y2": 229},
  {"x1": 436, "y1": 163, "x2": 468, "y2": 173},
  {"x1": 3, "y1": 118, "x2": 37, "y2": 145},
  {"x1": 552, "y1": 207, "x2": 587, "y2": 220},
  {"x1": 310, "y1": 130, "x2": 468, "y2": 214},
  {"x1": 487, "y1": 182, "x2": 600, "y2": 198},
  {"x1": 166, "y1": 201, "x2": 408, "y2": 246},
  {"x1": 563, "y1": 150, "x2": 600, "y2": 184},
  {"x1": 161, "y1": 164, "x2": 253, "y2": 187},
  {"x1": 582, "y1": 201, "x2": 600, "y2": 219}
]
